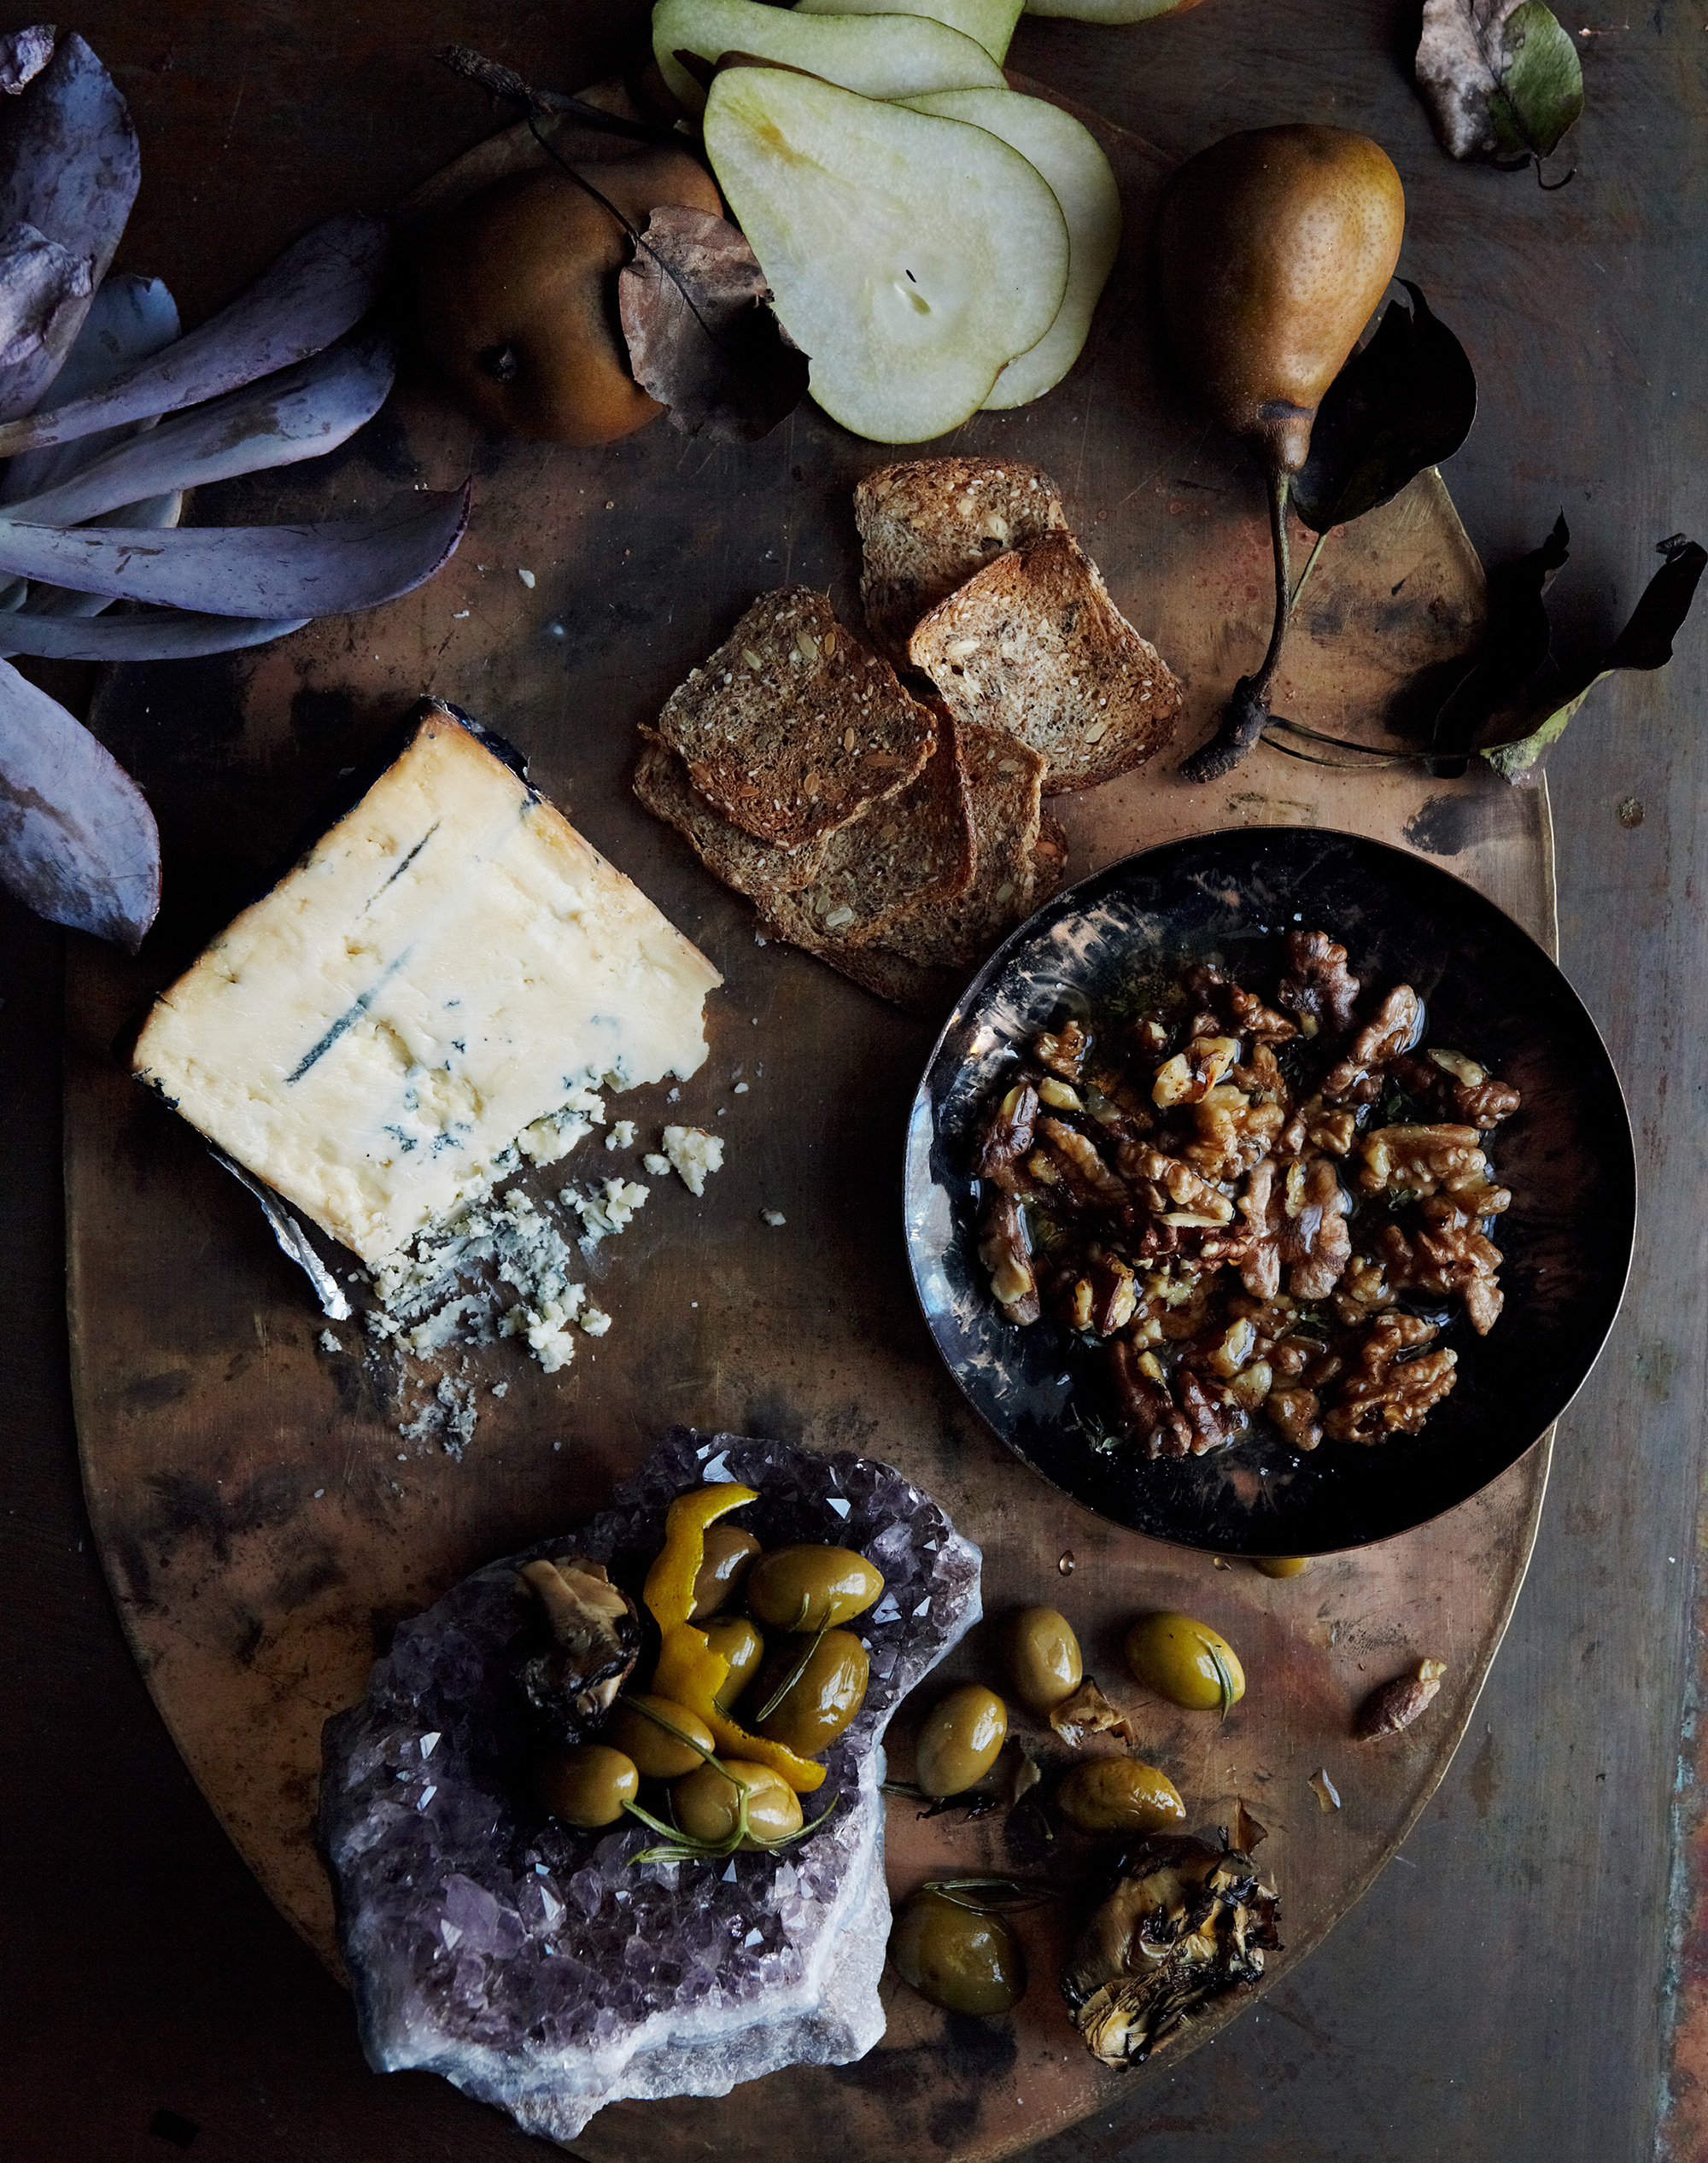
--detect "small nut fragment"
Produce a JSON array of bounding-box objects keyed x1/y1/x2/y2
[{"x1": 1355, "y1": 1657, "x2": 1448, "y2": 1739}]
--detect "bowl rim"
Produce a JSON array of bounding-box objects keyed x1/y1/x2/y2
[{"x1": 903, "y1": 822, "x2": 1637, "y2": 1556}]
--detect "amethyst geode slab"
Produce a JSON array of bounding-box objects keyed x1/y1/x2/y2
[{"x1": 319, "y1": 1428, "x2": 982, "y2": 2144}]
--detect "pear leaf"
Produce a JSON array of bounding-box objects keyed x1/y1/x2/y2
[
  {"x1": 1292, "y1": 282, "x2": 1477, "y2": 535},
  {"x1": 1416, "y1": 0, "x2": 1583, "y2": 165},
  {"x1": 617, "y1": 204, "x2": 806, "y2": 441},
  {"x1": 1483, "y1": 534, "x2": 1706, "y2": 781},
  {"x1": 1429, "y1": 512, "x2": 1566, "y2": 778},
  {"x1": 0, "y1": 652, "x2": 159, "y2": 947}
]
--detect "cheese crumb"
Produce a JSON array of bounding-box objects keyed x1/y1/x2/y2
[
  {"x1": 734, "y1": 1082, "x2": 750, "y2": 1095},
  {"x1": 319, "y1": 1329, "x2": 342, "y2": 1353},
  {"x1": 605, "y1": 1119, "x2": 637, "y2": 1150},
  {"x1": 662, "y1": 1125, "x2": 724, "y2": 1198},
  {"x1": 567, "y1": 1178, "x2": 649, "y2": 1242},
  {"x1": 761, "y1": 1209, "x2": 787, "y2": 1227},
  {"x1": 582, "y1": 1307, "x2": 612, "y2": 1337},
  {"x1": 518, "y1": 567, "x2": 536, "y2": 588},
  {"x1": 642, "y1": 1153, "x2": 670, "y2": 1176}
]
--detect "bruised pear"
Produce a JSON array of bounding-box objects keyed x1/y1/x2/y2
[
  {"x1": 418, "y1": 149, "x2": 722, "y2": 444},
  {"x1": 1155, "y1": 125, "x2": 1403, "y2": 476}
]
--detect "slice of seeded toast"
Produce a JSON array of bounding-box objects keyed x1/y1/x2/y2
[
  {"x1": 908, "y1": 530, "x2": 1181, "y2": 793},
  {"x1": 856, "y1": 457, "x2": 1068, "y2": 669},
  {"x1": 758, "y1": 717, "x2": 974, "y2": 951},
  {"x1": 655, "y1": 587, "x2": 935, "y2": 851},
  {"x1": 632, "y1": 729, "x2": 831, "y2": 897},
  {"x1": 885, "y1": 716, "x2": 1045, "y2": 972}
]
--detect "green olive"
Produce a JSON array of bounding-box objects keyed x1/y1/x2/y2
[
  {"x1": 888, "y1": 1889, "x2": 1027, "y2": 2015},
  {"x1": 705, "y1": 1615, "x2": 765, "y2": 1713},
  {"x1": 1254, "y1": 1556, "x2": 1310, "y2": 1578},
  {"x1": 1002, "y1": 1605, "x2": 1084, "y2": 1714},
  {"x1": 1123, "y1": 1612, "x2": 1246, "y2": 1713},
  {"x1": 747, "y1": 1629, "x2": 869, "y2": 1756},
  {"x1": 914, "y1": 1683, "x2": 1008, "y2": 1798},
  {"x1": 671, "y1": 1758, "x2": 804, "y2": 1849},
  {"x1": 533, "y1": 1743, "x2": 639, "y2": 1828},
  {"x1": 1054, "y1": 1756, "x2": 1186, "y2": 1836},
  {"x1": 746, "y1": 1546, "x2": 885, "y2": 1632},
  {"x1": 690, "y1": 1523, "x2": 763, "y2": 1622},
  {"x1": 605, "y1": 1694, "x2": 716, "y2": 1779}
]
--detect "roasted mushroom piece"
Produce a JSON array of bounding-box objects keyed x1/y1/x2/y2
[
  {"x1": 512, "y1": 1556, "x2": 641, "y2": 1740},
  {"x1": 1062, "y1": 1835, "x2": 1280, "y2": 2066}
]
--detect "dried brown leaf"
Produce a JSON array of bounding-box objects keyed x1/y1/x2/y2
[
  {"x1": 1048, "y1": 1676, "x2": 1134, "y2": 1749},
  {"x1": 617, "y1": 203, "x2": 806, "y2": 442}
]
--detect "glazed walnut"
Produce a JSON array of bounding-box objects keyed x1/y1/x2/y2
[
  {"x1": 1321, "y1": 1315, "x2": 1458, "y2": 1442},
  {"x1": 1323, "y1": 985, "x2": 1424, "y2": 1105},
  {"x1": 969, "y1": 925, "x2": 1517, "y2": 1459},
  {"x1": 1277, "y1": 929, "x2": 1360, "y2": 1039}
]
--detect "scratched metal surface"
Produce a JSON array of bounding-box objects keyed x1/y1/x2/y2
[{"x1": 1, "y1": 4, "x2": 1704, "y2": 2163}]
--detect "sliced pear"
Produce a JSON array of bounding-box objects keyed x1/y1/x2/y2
[
  {"x1": 704, "y1": 67, "x2": 1069, "y2": 443},
  {"x1": 903, "y1": 90, "x2": 1121, "y2": 408},
  {"x1": 652, "y1": 0, "x2": 1003, "y2": 114},
  {"x1": 793, "y1": 0, "x2": 1024, "y2": 67},
  {"x1": 1024, "y1": 0, "x2": 1204, "y2": 18}
]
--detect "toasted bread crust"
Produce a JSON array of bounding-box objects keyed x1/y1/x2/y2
[
  {"x1": 757, "y1": 717, "x2": 974, "y2": 952},
  {"x1": 656, "y1": 587, "x2": 935, "y2": 851},
  {"x1": 885, "y1": 716, "x2": 1045, "y2": 972},
  {"x1": 856, "y1": 457, "x2": 1067, "y2": 669},
  {"x1": 632, "y1": 728, "x2": 830, "y2": 897},
  {"x1": 909, "y1": 530, "x2": 1181, "y2": 792}
]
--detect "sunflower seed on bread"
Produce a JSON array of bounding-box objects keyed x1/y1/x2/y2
[
  {"x1": 884, "y1": 717, "x2": 1045, "y2": 973},
  {"x1": 856, "y1": 457, "x2": 1068, "y2": 670},
  {"x1": 632, "y1": 728, "x2": 830, "y2": 897},
  {"x1": 909, "y1": 529, "x2": 1182, "y2": 793},
  {"x1": 758, "y1": 718, "x2": 974, "y2": 952},
  {"x1": 656, "y1": 587, "x2": 935, "y2": 851}
]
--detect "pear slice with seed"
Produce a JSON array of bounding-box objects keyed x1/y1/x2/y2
[
  {"x1": 793, "y1": 0, "x2": 1025, "y2": 67},
  {"x1": 652, "y1": 0, "x2": 1003, "y2": 114},
  {"x1": 903, "y1": 90, "x2": 1122, "y2": 409},
  {"x1": 704, "y1": 67, "x2": 1070, "y2": 444}
]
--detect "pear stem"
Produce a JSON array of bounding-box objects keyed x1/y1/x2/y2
[
  {"x1": 1180, "y1": 461, "x2": 1297, "y2": 783},
  {"x1": 1252, "y1": 465, "x2": 1294, "y2": 703}
]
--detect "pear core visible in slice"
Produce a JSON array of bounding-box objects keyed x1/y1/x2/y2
[
  {"x1": 704, "y1": 67, "x2": 1069, "y2": 444},
  {"x1": 793, "y1": 0, "x2": 1025, "y2": 66},
  {"x1": 1024, "y1": 0, "x2": 1205, "y2": 19},
  {"x1": 904, "y1": 90, "x2": 1121, "y2": 408},
  {"x1": 652, "y1": 0, "x2": 1004, "y2": 113}
]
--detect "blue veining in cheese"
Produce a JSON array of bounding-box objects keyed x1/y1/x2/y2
[{"x1": 132, "y1": 703, "x2": 723, "y2": 1266}]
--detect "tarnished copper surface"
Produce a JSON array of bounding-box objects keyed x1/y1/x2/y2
[{"x1": 61, "y1": 78, "x2": 1567, "y2": 2163}]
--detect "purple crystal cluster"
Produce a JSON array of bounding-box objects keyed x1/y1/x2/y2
[{"x1": 319, "y1": 1428, "x2": 981, "y2": 2143}]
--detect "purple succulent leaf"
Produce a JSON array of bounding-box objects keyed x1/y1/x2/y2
[
  {"x1": 19, "y1": 487, "x2": 184, "y2": 619},
  {"x1": 0, "y1": 210, "x2": 389, "y2": 457},
  {"x1": 0, "y1": 32, "x2": 138, "y2": 424},
  {"x1": 3, "y1": 329, "x2": 396, "y2": 527},
  {"x1": 0, "y1": 652, "x2": 159, "y2": 947},
  {"x1": 0, "y1": 221, "x2": 91, "y2": 368},
  {"x1": 0, "y1": 482, "x2": 471, "y2": 616},
  {"x1": 0, "y1": 27, "x2": 55, "y2": 95},
  {"x1": 0, "y1": 269, "x2": 179, "y2": 503},
  {"x1": 0, "y1": 608, "x2": 307, "y2": 661}
]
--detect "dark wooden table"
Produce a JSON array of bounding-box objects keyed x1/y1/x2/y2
[{"x1": 3, "y1": 4, "x2": 1705, "y2": 2160}]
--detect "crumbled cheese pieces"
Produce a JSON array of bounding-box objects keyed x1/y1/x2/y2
[
  {"x1": 662, "y1": 1125, "x2": 725, "y2": 1198},
  {"x1": 564, "y1": 1178, "x2": 650, "y2": 1243},
  {"x1": 131, "y1": 704, "x2": 721, "y2": 1266},
  {"x1": 605, "y1": 1119, "x2": 637, "y2": 1151}
]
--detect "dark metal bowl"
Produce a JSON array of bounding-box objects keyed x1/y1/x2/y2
[{"x1": 904, "y1": 827, "x2": 1636, "y2": 1555}]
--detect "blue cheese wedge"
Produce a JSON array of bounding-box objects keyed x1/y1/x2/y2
[{"x1": 132, "y1": 702, "x2": 722, "y2": 1266}]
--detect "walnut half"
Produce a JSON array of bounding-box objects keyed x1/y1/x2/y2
[{"x1": 1321, "y1": 1314, "x2": 1458, "y2": 1443}]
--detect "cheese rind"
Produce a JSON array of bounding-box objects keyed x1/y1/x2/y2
[{"x1": 133, "y1": 704, "x2": 722, "y2": 1264}]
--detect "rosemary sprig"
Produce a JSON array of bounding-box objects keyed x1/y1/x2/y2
[
  {"x1": 1207, "y1": 1642, "x2": 1240, "y2": 1723},
  {"x1": 752, "y1": 1617, "x2": 830, "y2": 1724},
  {"x1": 920, "y1": 1875, "x2": 1061, "y2": 1915}
]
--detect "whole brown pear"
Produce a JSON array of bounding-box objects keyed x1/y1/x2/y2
[
  {"x1": 418, "y1": 147, "x2": 722, "y2": 444},
  {"x1": 1155, "y1": 125, "x2": 1404, "y2": 475}
]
